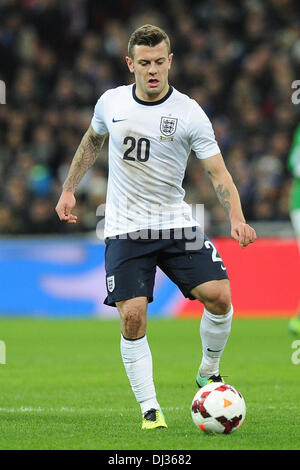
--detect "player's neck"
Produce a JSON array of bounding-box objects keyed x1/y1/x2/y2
[{"x1": 135, "y1": 83, "x2": 171, "y2": 103}]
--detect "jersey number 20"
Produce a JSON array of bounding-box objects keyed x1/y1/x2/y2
[{"x1": 123, "y1": 136, "x2": 150, "y2": 162}]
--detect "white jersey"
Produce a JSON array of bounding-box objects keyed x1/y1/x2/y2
[{"x1": 91, "y1": 84, "x2": 220, "y2": 238}]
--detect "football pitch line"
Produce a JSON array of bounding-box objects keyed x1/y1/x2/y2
[
  {"x1": 0, "y1": 406, "x2": 185, "y2": 413},
  {"x1": 0, "y1": 405, "x2": 297, "y2": 414}
]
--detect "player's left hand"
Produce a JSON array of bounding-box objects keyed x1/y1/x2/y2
[{"x1": 231, "y1": 222, "x2": 257, "y2": 248}]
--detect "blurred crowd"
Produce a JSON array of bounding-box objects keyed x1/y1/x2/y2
[{"x1": 0, "y1": 0, "x2": 300, "y2": 236}]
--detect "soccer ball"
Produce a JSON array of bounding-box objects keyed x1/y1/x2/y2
[{"x1": 191, "y1": 382, "x2": 246, "y2": 434}]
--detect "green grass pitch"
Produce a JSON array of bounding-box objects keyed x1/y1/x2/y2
[{"x1": 0, "y1": 317, "x2": 299, "y2": 450}]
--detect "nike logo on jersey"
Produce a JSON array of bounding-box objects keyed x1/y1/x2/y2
[{"x1": 112, "y1": 118, "x2": 127, "y2": 123}]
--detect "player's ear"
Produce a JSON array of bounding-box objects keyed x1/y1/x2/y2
[
  {"x1": 125, "y1": 56, "x2": 135, "y2": 73},
  {"x1": 168, "y1": 53, "x2": 173, "y2": 69}
]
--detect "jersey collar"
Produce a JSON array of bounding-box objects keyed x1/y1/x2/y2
[{"x1": 132, "y1": 83, "x2": 173, "y2": 106}]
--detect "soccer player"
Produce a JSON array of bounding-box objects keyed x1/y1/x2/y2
[
  {"x1": 287, "y1": 123, "x2": 300, "y2": 335},
  {"x1": 56, "y1": 25, "x2": 257, "y2": 429}
]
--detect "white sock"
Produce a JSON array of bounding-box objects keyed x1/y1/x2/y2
[
  {"x1": 199, "y1": 304, "x2": 233, "y2": 378},
  {"x1": 120, "y1": 335, "x2": 160, "y2": 416}
]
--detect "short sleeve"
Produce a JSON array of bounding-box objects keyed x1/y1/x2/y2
[
  {"x1": 188, "y1": 100, "x2": 220, "y2": 159},
  {"x1": 91, "y1": 94, "x2": 109, "y2": 135}
]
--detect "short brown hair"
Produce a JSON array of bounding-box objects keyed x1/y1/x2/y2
[{"x1": 128, "y1": 24, "x2": 171, "y2": 59}]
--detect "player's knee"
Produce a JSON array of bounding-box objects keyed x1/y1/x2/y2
[
  {"x1": 210, "y1": 291, "x2": 231, "y2": 315},
  {"x1": 119, "y1": 299, "x2": 147, "y2": 338},
  {"x1": 124, "y1": 306, "x2": 142, "y2": 328},
  {"x1": 196, "y1": 281, "x2": 231, "y2": 315}
]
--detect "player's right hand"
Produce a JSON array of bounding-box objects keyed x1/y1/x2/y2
[
  {"x1": 55, "y1": 191, "x2": 78, "y2": 224},
  {"x1": 231, "y1": 221, "x2": 256, "y2": 248}
]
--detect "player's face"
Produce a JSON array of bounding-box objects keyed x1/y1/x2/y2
[{"x1": 126, "y1": 41, "x2": 173, "y2": 101}]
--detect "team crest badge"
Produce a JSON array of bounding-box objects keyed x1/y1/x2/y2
[
  {"x1": 107, "y1": 275, "x2": 115, "y2": 293},
  {"x1": 160, "y1": 116, "x2": 178, "y2": 136}
]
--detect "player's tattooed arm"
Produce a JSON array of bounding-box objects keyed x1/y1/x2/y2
[
  {"x1": 201, "y1": 153, "x2": 257, "y2": 247},
  {"x1": 202, "y1": 153, "x2": 244, "y2": 223},
  {"x1": 215, "y1": 183, "x2": 231, "y2": 218},
  {"x1": 63, "y1": 126, "x2": 107, "y2": 193},
  {"x1": 56, "y1": 127, "x2": 107, "y2": 224}
]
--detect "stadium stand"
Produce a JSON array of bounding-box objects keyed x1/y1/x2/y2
[{"x1": 0, "y1": 0, "x2": 300, "y2": 236}]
